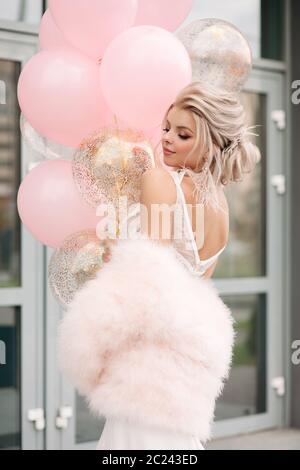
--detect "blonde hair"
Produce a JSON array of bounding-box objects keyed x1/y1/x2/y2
[{"x1": 164, "y1": 80, "x2": 261, "y2": 187}]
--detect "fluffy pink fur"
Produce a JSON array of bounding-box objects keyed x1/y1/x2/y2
[{"x1": 57, "y1": 238, "x2": 235, "y2": 444}]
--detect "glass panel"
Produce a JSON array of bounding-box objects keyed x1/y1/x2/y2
[
  {"x1": 214, "y1": 91, "x2": 266, "y2": 279},
  {"x1": 76, "y1": 393, "x2": 103, "y2": 444},
  {"x1": 178, "y1": 0, "x2": 285, "y2": 61},
  {"x1": 261, "y1": 0, "x2": 285, "y2": 61},
  {"x1": 0, "y1": 60, "x2": 21, "y2": 288},
  {"x1": 0, "y1": 307, "x2": 21, "y2": 449},
  {"x1": 215, "y1": 294, "x2": 267, "y2": 420},
  {"x1": 0, "y1": 0, "x2": 43, "y2": 24}
]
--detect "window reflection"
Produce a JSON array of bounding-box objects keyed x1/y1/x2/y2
[
  {"x1": 0, "y1": 307, "x2": 21, "y2": 449},
  {"x1": 76, "y1": 393, "x2": 103, "y2": 445},
  {"x1": 214, "y1": 91, "x2": 266, "y2": 279},
  {"x1": 0, "y1": 0, "x2": 43, "y2": 24},
  {"x1": 0, "y1": 60, "x2": 21, "y2": 288},
  {"x1": 215, "y1": 294, "x2": 267, "y2": 420}
]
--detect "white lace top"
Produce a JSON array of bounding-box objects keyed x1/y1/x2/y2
[
  {"x1": 117, "y1": 168, "x2": 227, "y2": 278},
  {"x1": 168, "y1": 168, "x2": 226, "y2": 277}
]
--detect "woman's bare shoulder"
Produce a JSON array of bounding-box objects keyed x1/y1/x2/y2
[
  {"x1": 141, "y1": 168, "x2": 177, "y2": 204},
  {"x1": 141, "y1": 167, "x2": 172, "y2": 182}
]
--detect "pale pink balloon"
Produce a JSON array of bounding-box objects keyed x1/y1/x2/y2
[
  {"x1": 17, "y1": 160, "x2": 101, "y2": 248},
  {"x1": 144, "y1": 125, "x2": 163, "y2": 149},
  {"x1": 144, "y1": 125, "x2": 164, "y2": 167},
  {"x1": 135, "y1": 0, "x2": 194, "y2": 32},
  {"x1": 100, "y1": 26, "x2": 192, "y2": 130},
  {"x1": 17, "y1": 47, "x2": 112, "y2": 147},
  {"x1": 39, "y1": 9, "x2": 67, "y2": 51},
  {"x1": 49, "y1": 0, "x2": 138, "y2": 61}
]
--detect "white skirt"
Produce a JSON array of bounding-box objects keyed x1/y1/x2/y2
[{"x1": 97, "y1": 416, "x2": 205, "y2": 450}]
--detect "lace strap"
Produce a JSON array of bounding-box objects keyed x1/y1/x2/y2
[{"x1": 171, "y1": 170, "x2": 202, "y2": 265}]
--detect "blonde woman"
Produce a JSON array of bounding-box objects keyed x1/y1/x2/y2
[
  {"x1": 58, "y1": 81, "x2": 261, "y2": 450},
  {"x1": 104, "y1": 80, "x2": 261, "y2": 278}
]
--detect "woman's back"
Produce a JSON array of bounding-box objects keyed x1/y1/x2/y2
[{"x1": 168, "y1": 168, "x2": 229, "y2": 279}]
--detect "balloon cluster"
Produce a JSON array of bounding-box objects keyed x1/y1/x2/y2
[
  {"x1": 16, "y1": 0, "x2": 194, "y2": 307},
  {"x1": 18, "y1": 0, "x2": 193, "y2": 148},
  {"x1": 16, "y1": 2, "x2": 252, "y2": 307}
]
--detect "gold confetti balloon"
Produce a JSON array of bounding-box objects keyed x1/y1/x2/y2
[
  {"x1": 48, "y1": 230, "x2": 107, "y2": 308},
  {"x1": 176, "y1": 18, "x2": 252, "y2": 93},
  {"x1": 72, "y1": 127, "x2": 155, "y2": 210}
]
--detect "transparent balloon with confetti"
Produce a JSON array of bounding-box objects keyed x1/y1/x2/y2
[{"x1": 177, "y1": 18, "x2": 252, "y2": 93}]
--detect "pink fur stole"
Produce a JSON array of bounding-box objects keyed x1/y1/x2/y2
[{"x1": 57, "y1": 237, "x2": 235, "y2": 444}]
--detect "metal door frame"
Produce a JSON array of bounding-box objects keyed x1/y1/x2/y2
[
  {"x1": 0, "y1": 30, "x2": 45, "y2": 450},
  {"x1": 213, "y1": 68, "x2": 286, "y2": 439}
]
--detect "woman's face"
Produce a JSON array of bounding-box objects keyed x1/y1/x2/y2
[{"x1": 161, "y1": 106, "x2": 200, "y2": 170}]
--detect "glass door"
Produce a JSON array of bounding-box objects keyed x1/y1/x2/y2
[
  {"x1": 213, "y1": 69, "x2": 286, "y2": 437},
  {"x1": 0, "y1": 33, "x2": 44, "y2": 450},
  {"x1": 45, "y1": 249, "x2": 103, "y2": 450}
]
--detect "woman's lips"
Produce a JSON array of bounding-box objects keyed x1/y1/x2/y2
[{"x1": 163, "y1": 148, "x2": 175, "y2": 156}]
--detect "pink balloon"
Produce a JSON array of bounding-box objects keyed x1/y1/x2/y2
[
  {"x1": 100, "y1": 26, "x2": 192, "y2": 130},
  {"x1": 49, "y1": 0, "x2": 138, "y2": 61},
  {"x1": 39, "y1": 9, "x2": 67, "y2": 51},
  {"x1": 144, "y1": 125, "x2": 163, "y2": 149},
  {"x1": 17, "y1": 160, "x2": 101, "y2": 248},
  {"x1": 144, "y1": 125, "x2": 164, "y2": 167},
  {"x1": 135, "y1": 0, "x2": 194, "y2": 32},
  {"x1": 17, "y1": 47, "x2": 112, "y2": 147}
]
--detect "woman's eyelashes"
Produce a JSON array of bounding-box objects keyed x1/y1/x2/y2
[
  {"x1": 179, "y1": 135, "x2": 190, "y2": 140},
  {"x1": 162, "y1": 128, "x2": 190, "y2": 140}
]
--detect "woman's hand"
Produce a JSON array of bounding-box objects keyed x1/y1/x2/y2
[{"x1": 102, "y1": 237, "x2": 118, "y2": 263}]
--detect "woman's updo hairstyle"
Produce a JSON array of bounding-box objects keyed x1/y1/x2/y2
[{"x1": 168, "y1": 80, "x2": 261, "y2": 187}]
